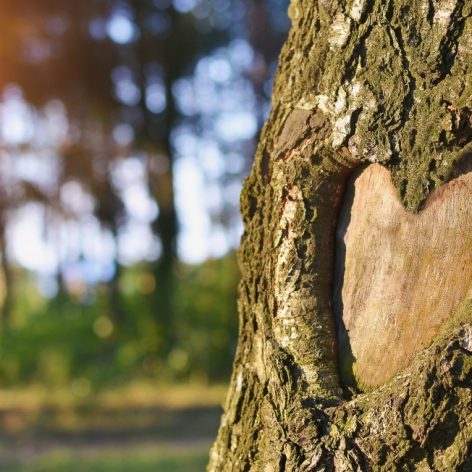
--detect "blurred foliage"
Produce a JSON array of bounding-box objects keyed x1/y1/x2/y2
[
  {"x1": 0, "y1": 253, "x2": 238, "y2": 389},
  {"x1": 0, "y1": 0, "x2": 288, "y2": 351}
]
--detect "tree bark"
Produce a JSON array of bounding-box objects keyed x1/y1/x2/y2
[{"x1": 209, "y1": 1, "x2": 472, "y2": 470}]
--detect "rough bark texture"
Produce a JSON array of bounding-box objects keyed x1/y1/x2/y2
[{"x1": 209, "y1": 1, "x2": 472, "y2": 470}]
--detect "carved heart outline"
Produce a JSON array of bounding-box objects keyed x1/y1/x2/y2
[{"x1": 334, "y1": 164, "x2": 472, "y2": 389}]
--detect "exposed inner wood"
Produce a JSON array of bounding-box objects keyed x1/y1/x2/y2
[{"x1": 334, "y1": 164, "x2": 472, "y2": 389}]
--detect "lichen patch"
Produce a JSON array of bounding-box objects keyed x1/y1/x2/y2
[
  {"x1": 329, "y1": 13, "x2": 352, "y2": 49},
  {"x1": 349, "y1": 0, "x2": 366, "y2": 22},
  {"x1": 433, "y1": 0, "x2": 457, "y2": 26},
  {"x1": 333, "y1": 114, "x2": 352, "y2": 148}
]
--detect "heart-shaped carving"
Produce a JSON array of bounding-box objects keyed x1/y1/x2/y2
[{"x1": 334, "y1": 164, "x2": 472, "y2": 389}]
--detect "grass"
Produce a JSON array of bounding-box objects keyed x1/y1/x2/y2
[
  {"x1": 2, "y1": 444, "x2": 211, "y2": 472},
  {"x1": 0, "y1": 381, "x2": 228, "y2": 411},
  {"x1": 0, "y1": 382, "x2": 226, "y2": 472}
]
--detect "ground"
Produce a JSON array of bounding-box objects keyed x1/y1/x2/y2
[{"x1": 0, "y1": 382, "x2": 225, "y2": 471}]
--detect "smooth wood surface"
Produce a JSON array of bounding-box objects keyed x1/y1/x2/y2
[{"x1": 334, "y1": 164, "x2": 472, "y2": 388}]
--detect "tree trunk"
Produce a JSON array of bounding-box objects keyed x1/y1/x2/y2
[
  {"x1": 209, "y1": 1, "x2": 472, "y2": 470},
  {"x1": 132, "y1": 0, "x2": 183, "y2": 354},
  {"x1": 0, "y1": 222, "x2": 12, "y2": 330}
]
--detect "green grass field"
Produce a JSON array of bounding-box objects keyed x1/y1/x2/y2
[
  {"x1": 3, "y1": 444, "x2": 210, "y2": 472},
  {"x1": 0, "y1": 383, "x2": 225, "y2": 472}
]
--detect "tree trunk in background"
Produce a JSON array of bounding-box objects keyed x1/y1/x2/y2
[
  {"x1": 149, "y1": 148, "x2": 178, "y2": 354},
  {"x1": 133, "y1": 1, "x2": 187, "y2": 355},
  {"x1": 107, "y1": 226, "x2": 125, "y2": 324},
  {"x1": 0, "y1": 223, "x2": 12, "y2": 330},
  {"x1": 209, "y1": 1, "x2": 472, "y2": 470}
]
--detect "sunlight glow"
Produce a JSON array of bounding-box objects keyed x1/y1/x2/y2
[
  {"x1": 9, "y1": 204, "x2": 59, "y2": 273},
  {"x1": 107, "y1": 14, "x2": 137, "y2": 44},
  {"x1": 146, "y1": 83, "x2": 167, "y2": 114},
  {"x1": 0, "y1": 87, "x2": 35, "y2": 145}
]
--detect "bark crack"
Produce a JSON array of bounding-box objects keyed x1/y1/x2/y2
[{"x1": 434, "y1": 0, "x2": 468, "y2": 85}]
